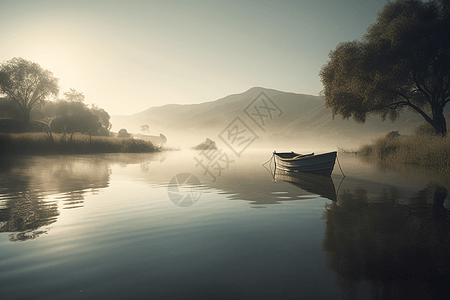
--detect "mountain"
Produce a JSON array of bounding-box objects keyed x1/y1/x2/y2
[{"x1": 111, "y1": 87, "x2": 425, "y2": 149}]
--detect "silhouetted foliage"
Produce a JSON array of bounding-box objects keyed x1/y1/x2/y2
[
  {"x1": 0, "y1": 58, "x2": 59, "y2": 130},
  {"x1": 0, "y1": 64, "x2": 111, "y2": 136},
  {"x1": 385, "y1": 130, "x2": 400, "y2": 139},
  {"x1": 0, "y1": 97, "x2": 22, "y2": 120},
  {"x1": 140, "y1": 124, "x2": 149, "y2": 133},
  {"x1": 63, "y1": 88, "x2": 85, "y2": 102},
  {"x1": 38, "y1": 89, "x2": 111, "y2": 136},
  {"x1": 50, "y1": 115, "x2": 100, "y2": 134},
  {"x1": 0, "y1": 118, "x2": 21, "y2": 133},
  {"x1": 90, "y1": 104, "x2": 111, "y2": 131},
  {"x1": 118, "y1": 128, "x2": 130, "y2": 138},
  {"x1": 414, "y1": 122, "x2": 437, "y2": 136},
  {"x1": 320, "y1": 0, "x2": 450, "y2": 136},
  {"x1": 192, "y1": 138, "x2": 217, "y2": 150}
]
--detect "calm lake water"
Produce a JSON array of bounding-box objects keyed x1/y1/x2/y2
[{"x1": 0, "y1": 150, "x2": 449, "y2": 300}]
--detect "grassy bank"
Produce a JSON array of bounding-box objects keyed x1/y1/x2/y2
[
  {"x1": 358, "y1": 134, "x2": 450, "y2": 172},
  {"x1": 0, "y1": 132, "x2": 162, "y2": 155}
]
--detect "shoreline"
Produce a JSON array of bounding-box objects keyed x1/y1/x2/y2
[
  {"x1": 0, "y1": 132, "x2": 163, "y2": 155},
  {"x1": 353, "y1": 134, "x2": 450, "y2": 173}
]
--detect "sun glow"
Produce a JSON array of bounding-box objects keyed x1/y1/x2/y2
[{"x1": 1, "y1": 0, "x2": 389, "y2": 116}]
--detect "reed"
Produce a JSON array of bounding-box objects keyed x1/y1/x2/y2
[
  {"x1": 0, "y1": 132, "x2": 162, "y2": 155},
  {"x1": 358, "y1": 134, "x2": 450, "y2": 172}
]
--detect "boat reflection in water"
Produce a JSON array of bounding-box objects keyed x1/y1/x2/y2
[{"x1": 273, "y1": 169, "x2": 337, "y2": 201}]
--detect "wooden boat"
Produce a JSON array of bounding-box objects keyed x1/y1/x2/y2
[
  {"x1": 274, "y1": 169, "x2": 337, "y2": 201},
  {"x1": 273, "y1": 151, "x2": 337, "y2": 176}
]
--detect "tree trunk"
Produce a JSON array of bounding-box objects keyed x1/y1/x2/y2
[
  {"x1": 21, "y1": 107, "x2": 31, "y2": 132},
  {"x1": 431, "y1": 108, "x2": 447, "y2": 137}
]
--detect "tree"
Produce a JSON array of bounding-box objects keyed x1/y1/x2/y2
[
  {"x1": 50, "y1": 114, "x2": 103, "y2": 135},
  {"x1": 140, "y1": 124, "x2": 149, "y2": 134},
  {"x1": 320, "y1": 0, "x2": 450, "y2": 136},
  {"x1": 90, "y1": 104, "x2": 111, "y2": 131},
  {"x1": 118, "y1": 128, "x2": 130, "y2": 138},
  {"x1": 45, "y1": 89, "x2": 110, "y2": 136},
  {"x1": 192, "y1": 138, "x2": 217, "y2": 150},
  {"x1": 0, "y1": 57, "x2": 59, "y2": 130},
  {"x1": 63, "y1": 88, "x2": 84, "y2": 102}
]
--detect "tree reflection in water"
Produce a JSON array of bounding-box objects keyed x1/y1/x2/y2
[
  {"x1": 0, "y1": 153, "x2": 165, "y2": 242},
  {"x1": 0, "y1": 192, "x2": 59, "y2": 242},
  {"x1": 322, "y1": 183, "x2": 450, "y2": 299},
  {"x1": 0, "y1": 155, "x2": 111, "y2": 242}
]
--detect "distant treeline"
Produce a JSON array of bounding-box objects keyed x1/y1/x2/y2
[
  {"x1": 0, "y1": 57, "x2": 165, "y2": 155},
  {"x1": 0, "y1": 96, "x2": 111, "y2": 136}
]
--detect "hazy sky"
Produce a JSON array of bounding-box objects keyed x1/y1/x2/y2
[{"x1": 0, "y1": 0, "x2": 389, "y2": 115}]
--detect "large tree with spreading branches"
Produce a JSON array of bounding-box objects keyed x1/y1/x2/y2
[
  {"x1": 0, "y1": 57, "x2": 59, "y2": 130},
  {"x1": 320, "y1": 0, "x2": 450, "y2": 136}
]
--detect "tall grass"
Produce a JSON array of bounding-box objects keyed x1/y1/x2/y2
[
  {"x1": 358, "y1": 134, "x2": 450, "y2": 172},
  {"x1": 0, "y1": 132, "x2": 162, "y2": 155}
]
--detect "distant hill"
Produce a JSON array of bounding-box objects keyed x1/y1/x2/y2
[{"x1": 111, "y1": 87, "x2": 426, "y2": 149}]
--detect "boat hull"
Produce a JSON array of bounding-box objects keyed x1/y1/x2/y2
[{"x1": 274, "y1": 151, "x2": 337, "y2": 176}]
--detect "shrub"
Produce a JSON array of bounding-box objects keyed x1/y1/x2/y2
[
  {"x1": 385, "y1": 130, "x2": 400, "y2": 139},
  {"x1": 0, "y1": 118, "x2": 21, "y2": 133},
  {"x1": 118, "y1": 129, "x2": 130, "y2": 138},
  {"x1": 414, "y1": 122, "x2": 436, "y2": 137},
  {"x1": 192, "y1": 138, "x2": 217, "y2": 150},
  {"x1": 358, "y1": 134, "x2": 450, "y2": 172}
]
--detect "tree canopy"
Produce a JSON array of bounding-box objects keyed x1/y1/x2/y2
[
  {"x1": 63, "y1": 88, "x2": 85, "y2": 103},
  {"x1": 46, "y1": 90, "x2": 111, "y2": 136},
  {"x1": 320, "y1": 0, "x2": 450, "y2": 136},
  {"x1": 0, "y1": 57, "x2": 59, "y2": 130},
  {"x1": 118, "y1": 128, "x2": 130, "y2": 138},
  {"x1": 140, "y1": 124, "x2": 149, "y2": 133}
]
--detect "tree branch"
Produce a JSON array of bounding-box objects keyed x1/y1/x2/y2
[
  {"x1": 385, "y1": 89, "x2": 433, "y2": 124},
  {"x1": 413, "y1": 72, "x2": 432, "y2": 104},
  {"x1": 403, "y1": 101, "x2": 433, "y2": 124},
  {"x1": 444, "y1": 94, "x2": 450, "y2": 105},
  {"x1": 2, "y1": 88, "x2": 24, "y2": 111},
  {"x1": 29, "y1": 91, "x2": 45, "y2": 107},
  {"x1": 386, "y1": 101, "x2": 409, "y2": 109},
  {"x1": 24, "y1": 77, "x2": 38, "y2": 104},
  {"x1": 387, "y1": 89, "x2": 412, "y2": 103},
  {"x1": 443, "y1": 76, "x2": 450, "y2": 94},
  {"x1": 357, "y1": 74, "x2": 373, "y2": 83}
]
